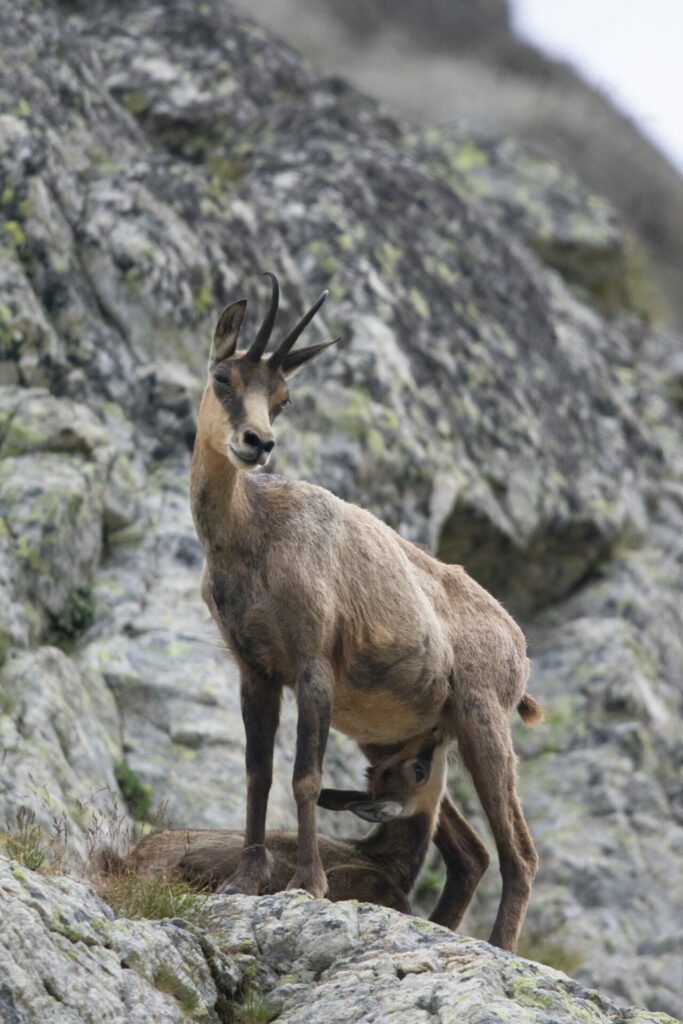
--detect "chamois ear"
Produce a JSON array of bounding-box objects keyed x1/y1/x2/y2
[
  {"x1": 210, "y1": 299, "x2": 247, "y2": 364},
  {"x1": 280, "y1": 338, "x2": 340, "y2": 378},
  {"x1": 317, "y1": 788, "x2": 369, "y2": 812},
  {"x1": 346, "y1": 800, "x2": 405, "y2": 823}
]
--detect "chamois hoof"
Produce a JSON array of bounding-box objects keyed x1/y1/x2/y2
[
  {"x1": 217, "y1": 883, "x2": 242, "y2": 895},
  {"x1": 286, "y1": 870, "x2": 328, "y2": 899},
  {"x1": 217, "y1": 870, "x2": 267, "y2": 896}
]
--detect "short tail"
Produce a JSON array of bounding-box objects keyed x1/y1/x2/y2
[{"x1": 517, "y1": 693, "x2": 545, "y2": 725}]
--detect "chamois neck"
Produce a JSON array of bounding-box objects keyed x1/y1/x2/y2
[
  {"x1": 358, "y1": 813, "x2": 434, "y2": 893},
  {"x1": 190, "y1": 429, "x2": 250, "y2": 550}
]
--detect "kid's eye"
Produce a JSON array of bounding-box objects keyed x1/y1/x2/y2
[{"x1": 413, "y1": 762, "x2": 427, "y2": 782}]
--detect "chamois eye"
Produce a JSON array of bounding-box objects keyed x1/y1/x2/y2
[
  {"x1": 413, "y1": 762, "x2": 427, "y2": 783},
  {"x1": 271, "y1": 397, "x2": 290, "y2": 419},
  {"x1": 213, "y1": 372, "x2": 230, "y2": 386}
]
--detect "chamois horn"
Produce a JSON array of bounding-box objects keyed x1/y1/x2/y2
[
  {"x1": 269, "y1": 288, "x2": 329, "y2": 369},
  {"x1": 246, "y1": 271, "x2": 279, "y2": 362}
]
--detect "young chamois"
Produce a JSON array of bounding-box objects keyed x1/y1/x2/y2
[
  {"x1": 190, "y1": 272, "x2": 543, "y2": 952},
  {"x1": 107, "y1": 731, "x2": 447, "y2": 916}
]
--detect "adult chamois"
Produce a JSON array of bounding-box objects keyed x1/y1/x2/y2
[
  {"x1": 190, "y1": 272, "x2": 543, "y2": 952},
  {"x1": 103, "y1": 730, "x2": 447, "y2": 916}
]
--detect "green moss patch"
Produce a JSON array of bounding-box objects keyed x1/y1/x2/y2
[
  {"x1": 114, "y1": 761, "x2": 152, "y2": 821},
  {"x1": 47, "y1": 588, "x2": 95, "y2": 649}
]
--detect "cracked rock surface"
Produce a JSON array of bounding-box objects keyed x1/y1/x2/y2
[
  {"x1": 0, "y1": 0, "x2": 682, "y2": 1018},
  {"x1": 0, "y1": 860, "x2": 677, "y2": 1024}
]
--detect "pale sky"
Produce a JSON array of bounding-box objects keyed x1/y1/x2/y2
[{"x1": 511, "y1": 0, "x2": 683, "y2": 175}]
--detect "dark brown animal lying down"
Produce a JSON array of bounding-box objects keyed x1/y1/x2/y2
[{"x1": 107, "y1": 731, "x2": 447, "y2": 916}]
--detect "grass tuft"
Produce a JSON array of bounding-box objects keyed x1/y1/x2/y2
[
  {"x1": 97, "y1": 871, "x2": 208, "y2": 923},
  {"x1": 153, "y1": 962, "x2": 200, "y2": 1015},
  {"x1": 0, "y1": 788, "x2": 140, "y2": 880},
  {"x1": 0, "y1": 806, "x2": 50, "y2": 870},
  {"x1": 225, "y1": 985, "x2": 278, "y2": 1024}
]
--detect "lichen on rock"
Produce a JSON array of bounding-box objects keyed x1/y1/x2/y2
[
  {"x1": 0, "y1": 0, "x2": 681, "y2": 1018},
  {"x1": 0, "y1": 864, "x2": 678, "y2": 1024}
]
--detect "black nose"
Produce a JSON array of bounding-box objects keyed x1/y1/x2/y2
[{"x1": 243, "y1": 430, "x2": 275, "y2": 454}]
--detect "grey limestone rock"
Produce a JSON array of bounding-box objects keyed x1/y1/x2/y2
[
  {"x1": 0, "y1": 0, "x2": 681, "y2": 1016},
  {"x1": 0, "y1": 862, "x2": 678, "y2": 1024},
  {"x1": 0, "y1": 646, "x2": 122, "y2": 858}
]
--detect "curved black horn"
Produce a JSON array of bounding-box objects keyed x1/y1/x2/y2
[
  {"x1": 246, "y1": 271, "x2": 279, "y2": 362},
  {"x1": 269, "y1": 289, "x2": 328, "y2": 369}
]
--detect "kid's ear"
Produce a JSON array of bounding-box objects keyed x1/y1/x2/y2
[
  {"x1": 346, "y1": 800, "x2": 404, "y2": 823},
  {"x1": 317, "y1": 788, "x2": 369, "y2": 812},
  {"x1": 281, "y1": 338, "x2": 340, "y2": 378},
  {"x1": 210, "y1": 299, "x2": 247, "y2": 364}
]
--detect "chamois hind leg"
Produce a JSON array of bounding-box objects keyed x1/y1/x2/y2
[
  {"x1": 220, "y1": 673, "x2": 281, "y2": 896},
  {"x1": 287, "y1": 660, "x2": 332, "y2": 898},
  {"x1": 429, "y1": 790, "x2": 490, "y2": 930},
  {"x1": 454, "y1": 706, "x2": 538, "y2": 952}
]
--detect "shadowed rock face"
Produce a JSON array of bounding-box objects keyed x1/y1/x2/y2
[{"x1": 0, "y1": 0, "x2": 681, "y2": 1016}]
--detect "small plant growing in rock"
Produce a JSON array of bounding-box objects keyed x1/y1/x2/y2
[
  {"x1": 226, "y1": 984, "x2": 277, "y2": 1024},
  {"x1": 75, "y1": 792, "x2": 138, "y2": 870},
  {"x1": 0, "y1": 804, "x2": 75, "y2": 873},
  {"x1": 114, "y1": 760, "x2": 152, "y2": 821},
  {"x1": 0, "y1": 806, "x2": 49, "y2": 870},
  {"x1": 97, "y1": 871, "x2": 208, "y2": 923},
  {"x1": 46, "y1": 588, "x2": 95, "y2": 651},
  {"x1": 0, "y1": 787, "x2": 147, "y2": 884},
  {"x1": 152, "y1": 963, "x2": 200, "y2": 1017},
  {"x1": 88, "y1": 795, "x2": 207, "y2": 924}
]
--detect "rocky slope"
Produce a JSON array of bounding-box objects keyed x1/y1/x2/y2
[
  {"x1": 0, "y1": 0, "x2": 682, "y2": 1017},
  {"x1": 234, "y1": 0, "x2": 683, "y2": 329},
  {"x1": 0, "y1": 858, "x2": 678, "y2": 1024}
]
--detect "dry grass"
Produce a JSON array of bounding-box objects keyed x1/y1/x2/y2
[
  {"x1": 1, "y1": 788, "x2": 144, "y2": 878},
  {"x1": 0, "y1": 795, "x2": 209, "y2": 925},
  {"x1": 96, "y1": 870, "x2": 209, "y2": 923},
  {"x1": 0, "y1": 806, "x2": 54, "y2": 871}
]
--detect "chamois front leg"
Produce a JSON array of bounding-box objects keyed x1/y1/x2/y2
[
  {"x1": 220, "y1": 673, "x2": 281, "y2": 896},
  {"x1": 287, "y1": 661, "x2": 332, "y2": 898}
]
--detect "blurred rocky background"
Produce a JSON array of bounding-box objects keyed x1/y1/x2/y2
[
  {"x1": 236, "y1": 0, "x2": 683, "y2": 330},
  {"x1": 0, "y1": 0, "x2": 681, "y2": 1019}
]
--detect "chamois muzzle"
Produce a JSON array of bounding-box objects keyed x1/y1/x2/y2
[
  {"x1": 229, "y1": 427, "x2": 275, "y2": 469},
  {"x1": 243, "y1": 430, "x2": 275, "y2": 463}
]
